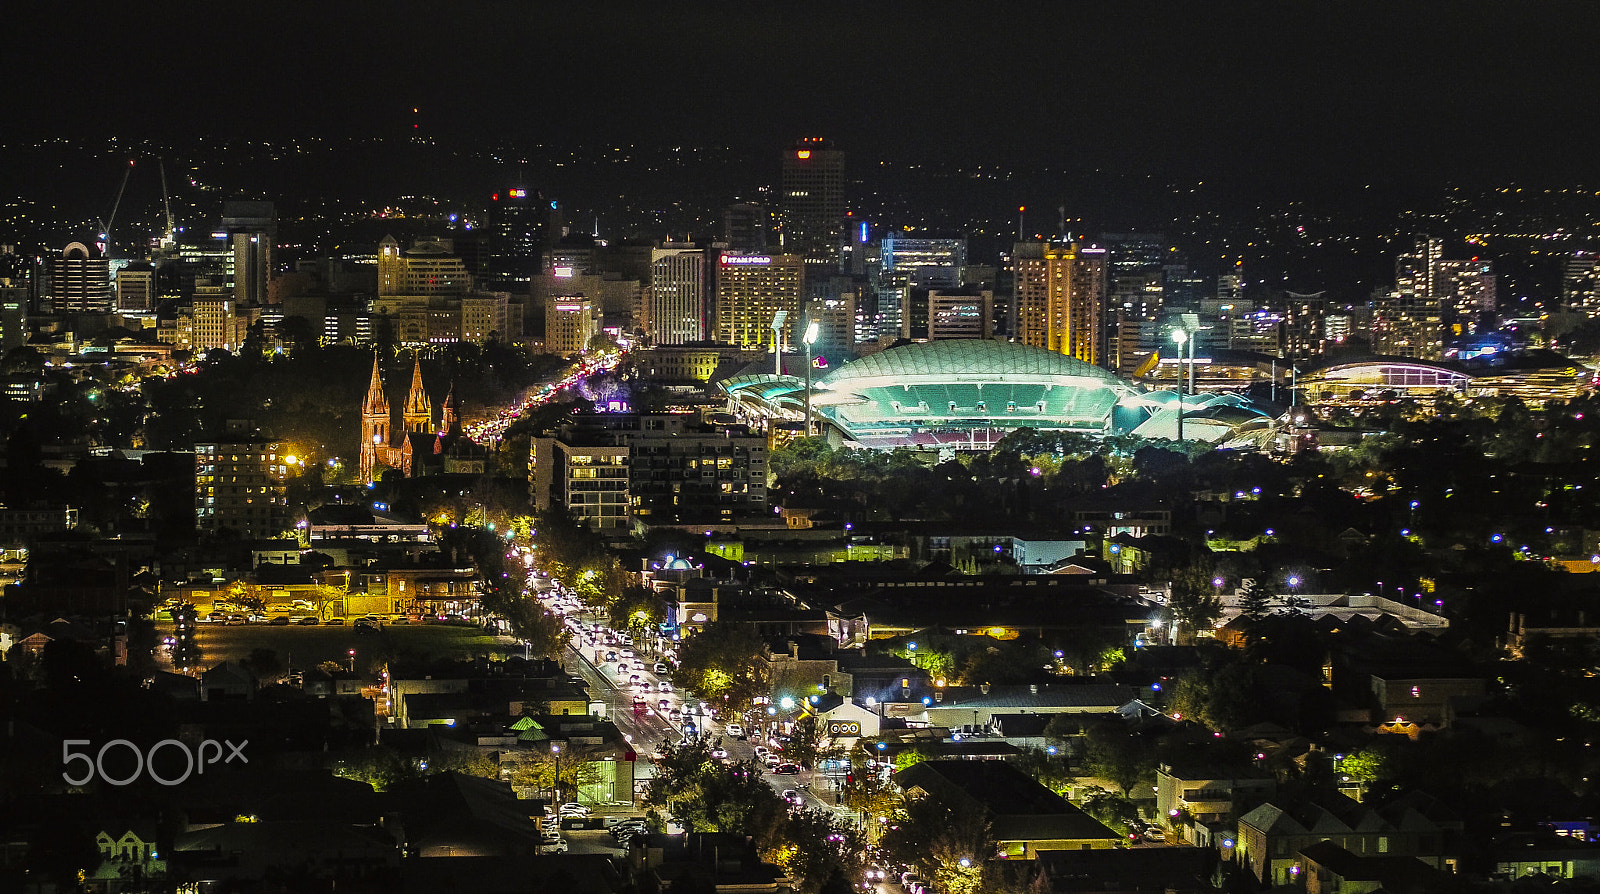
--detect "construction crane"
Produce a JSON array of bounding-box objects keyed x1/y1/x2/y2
[
  {"x1": 96, "y1": 159, "x2": 136, "y2": 258},
  {"x1": 157, "y1": 158, "x2": 177, "y2": 251}
]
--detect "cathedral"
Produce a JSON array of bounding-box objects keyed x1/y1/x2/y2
[{"x1": 358, "y1": 354, "x2": 484, "y2": 482}]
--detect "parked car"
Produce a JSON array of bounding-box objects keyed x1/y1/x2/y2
[
  {"x1": 725, "y1": 723, "x2": 745, "y2": 739},
  {"x1": 604, "y1": 651, "x2": 618, "y2": 662},
  {"x1": 654, "y1": 662, "x2": 670, "y2": 674},
  {"x1": 269, "y1": 616, "x2": 291, "y2": 626},
  {"x1": 325, "y1": 618, "x2": 345, "y2": 625},
  {"x1": 657, "y1": 681, "x2": 673, "y2": 692},
  {"x1": 542, "y1": 837, "x2": 568, "y2": 854},
  {"x1": 658, "y1": 699, "x2": 671, "y2": 711},
  {"x1": 773, "y1": 763, "x2": 800, "y2": 775},
  {"x1": 558, "y1": 802, "x2": 591, "y2": 817},
  {"x1": 782, "y1": 789, "x2": 803, "y2": 807},
  {"x1": 711, "y1": 747, "x2": 729, "y2": 760},
  {"x1": 752, "y1": 745, "x2": 770, "y2": 760},
  {"x1": 297, "y1": 616, "x2": 320, "y2": 625}
]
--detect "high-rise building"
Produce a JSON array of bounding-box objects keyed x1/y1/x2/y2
[
  {"x1": 714, "y1": 252, "x2": 804, "y2": 350},
  {"x1": 927, "y1": 289, "x2": 994, "y2": 340},
  {"x1": 115, "y1": 263, "x2": 156, "y2": 312},
  {"x1": 779, "y1": 138, "x2": 845, "y2": 265},
  {"x1": 196, "y1": 421, "x2": 290, "y2": 538},
  {"x1": 723, "y1": 203, "x2": 770, "y2": 254},
  {"x1": 221, "y1": 201, "x2": 275, "y2": 306},
  {"x1": 49, "y1": 242, "x2": 112, "y2": 314},
  {"x1": 879, "y1": 237, "x2": 967, "y2": 289},
  {"x1": 1011, "y1": 241, "x2": 1107, "y2": 365},
  {"x1": 649, "y1": 245, "x2": 706, "y2": 345},
  {"x1": 1435, "y1": 258, "x2": 1495, "y2": 332},
  {"x1": 0, "y1": 282, "x2": 26, "y2": 353},
  {"x1": 805, "y1": 293, "x2": 857, "y2": 358},
  {"x1": 487, "y1": 186, "x2": 547, "y2": 291},
  {"x1": 545, "y1": 296, "x2": 598, "y2": 356},
  {"x1": 1373, "y1": 237, "x2": 1450, "y2": 360},
  {"x1": 1563, "y1": 252, "x2": 1600, "y2": 316}
]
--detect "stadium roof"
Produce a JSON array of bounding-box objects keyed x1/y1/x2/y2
[{"x1": 820, "y1": 339, "x2": 1125, "y2": 387}]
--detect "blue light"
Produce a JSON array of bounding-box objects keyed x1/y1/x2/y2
[
  {"x1": 859, "y1": 222, "x2": 869, "y2": 243},
  {"x1": 921, "y1": 696, "x2": 932, "y2": 706},
  {"x1": 1151, "y1": 683, "x2": 1162, "y2": 692},
  {"x1": 907, "y1": 642, "x2": 917, "y2": 651},
  {"x1": 550, "y1": 201, "x2": 559, "y2": 210}
]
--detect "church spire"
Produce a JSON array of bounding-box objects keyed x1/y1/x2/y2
[
  {"x1": 440, "y1": 381, "x2": 460, "y2": 437},
  {"x1": 402, "y1": 356, "x2": 432, "y2": 434},
  {"x1": 362, "y1": 353, "x2": 389, "y2": 416}
]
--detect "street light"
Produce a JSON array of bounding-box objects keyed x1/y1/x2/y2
[
  {"x1": 803, "y1": 320, "x2": 821, "y2": 436},
  {"x1": 1170, "y1": 328, "x2": 1189, "y2": 441},
  {"x1": 551, "y1": 744, "x2": 562, "y2": 804}
]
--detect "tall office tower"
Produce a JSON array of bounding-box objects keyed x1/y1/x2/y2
[
  {"x1": 879, "y1": 236, "x2": 967, "y2": 289},
  {"x1": 1563, "y1": 252, "x2": 1600, "y2": 316},
  {"x1": 377, "y1": 237, "x2": 473, "y2": 297},
  {"x1": 49, "y1": 242, "x2": 113, "y2": 314},
  {"x1": 1217, "y1": 263, "x2": 1247, "y2": 305},
  {"x1": 650, "y1": 245, "x2": 706, "y2": 345},
  {"x1": 221, "y1": 201, "x2": 275, "y2": 306},
  {"x1": 714, "y1": 253, "x2": 804, "y2": 350},
  {"x1": 779, "y1": 138, "x2": 845, "y2": 267},
  {"x1": 1435, "y1": 258, "x2": 1496, "y2": 333},
  {"x1": 545, "y1": 296, "x2": 598, "y2": 356},
  {"x1": 191, "y1": 285, "x2": 252, "y2": 351},
  {"x1": 0, "y1": 281, "x2": 26, "y2": 352},
  {"x1": 116, "y1": 262, "x2": 156, "y2": 312},
  {"x1": 805, "y1": 293, "x2": 856, "y2": 358},
  {"x1": 723, "y1": 203, "x2": 771, "y2": 254},
  {"x1": 927, "y1": 289, "x2": 994, "y2": 340},
  {"x1": 1373, "y1": 237, "x2": 1447, "y2": 359},
  {"x1": 1011, "y1": 241, "x2": 1107, "y2": 365},
  {"x1": 487, "y1": 186, "x2": 546, "y2": 291}
]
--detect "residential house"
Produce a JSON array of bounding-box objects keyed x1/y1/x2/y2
[{"x1": 894, "y1": 760, "x2": 1121, "y2": 859}]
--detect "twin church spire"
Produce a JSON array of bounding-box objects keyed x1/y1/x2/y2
[{"x1": 358, "y1": 353, "x2": 458, "y2": 483}]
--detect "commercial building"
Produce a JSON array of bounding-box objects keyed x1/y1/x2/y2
[
  {"x1": 49, "y1": 242, "x2": 112, "y2": 314},
  {"x1": 649, "y1": 245, "x2": 707, "y2": 344},
  {"x1": 926, "y1": 288, "x2": 994, "y2": 340},
  {"x1": 115, "y1": 263, "x2": 156, "y2": 312},
  {"x1": 879, "y1": 236, "x2": 966, "y2": 289},
  {"x1": 221, "y1": 200, "x2": 275, "y2": 306},
  {"x1": 713, "y1": 253, "x2": 804, "y2": 350},
  {"x1": 545, "y1": 296, "x2": 598, "y2": 356},
  {"x1": 1012, "y1": 241, "x2": 1107, "y2": 365},
  {"x1": 1373, "y1": 237, "x2": 1494, "y2": 359},
  {"x1": 779, "y1": 137, "x2": 845, "y2": 263}
]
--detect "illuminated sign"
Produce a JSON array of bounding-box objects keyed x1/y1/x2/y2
[
  {"x1": 813, "y1": 356, "x2": 828, "y2": 369},
  {"x1": 554, "y1": 303, "x2": 585, "y2": 312},
  {"x1": 508, "y1": 188, "x2": 526, "y2": 198},
  {"x1": 720, "y1": 255, "x2": 772, "y2": 266},
  {"x1": 552, "y1": 266, "x2": 575, "y2": 278},
  {"x1": 797, "y1": 150, "x2": 811, "y2": 159},
  {"x1": 826, "y1": 720, "x2": 861, "y2": 737}
]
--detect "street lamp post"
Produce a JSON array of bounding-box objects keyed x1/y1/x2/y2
[
  {"x1": 1170, "y1": 328, "x2": 1189, "y2": 441},
  {"x1": 802, "y1": 320, "x2": 820, "y2": 436},
  {"x1": 551, "y1": 744, "x2": 561, "y2": 805}
]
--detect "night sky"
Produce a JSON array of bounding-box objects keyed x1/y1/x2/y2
[{"x1": 6, "y1": 3, "x2": 1598, "y2": 191}]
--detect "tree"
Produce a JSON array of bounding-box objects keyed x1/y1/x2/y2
[
  {"x1": 1082, "y1": 722, "x2": 1156, "y2": 797},
  {"x1": 244, "y1": 648, "x2": 283, "y2": 682},
  {"x1": 879, "y1": 792, "x2": 995, "y2": 894},
  {"x1": 1238, "y1": 577, "x2": 1275, "y2": 623},
  {"x1": 673, "y1": 622, "x2": 770, "y2": 714}
]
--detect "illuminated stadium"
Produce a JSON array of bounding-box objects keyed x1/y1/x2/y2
[{"x1": 720, "y1": 340, "x2": 1275, "y2": 450}]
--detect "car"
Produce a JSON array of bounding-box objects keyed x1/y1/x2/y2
[
  {"x1": 297, "y1": 616, "x2": 320, "y2": 625},
  {"x1": 269, "y1": 616, "x2": 291, "y2": 626},
  {"x1": 667, "y1": 708, "x2": 682, "y2": 722},
  {"x1": 629, "y1": 674, "x2": 642, "y2": 686},
  {"x1": 355, "y1": 623, "x2": 380, "y2": 635},
  {"x1": 355, "y1": 616, "x2": 381, "y2": 629},
  {"x1": 764, "y1": 754, "x2": 782, "y2": 769},
  {"x1": 325, "y1": 618, "x2": 345, "y2": 625},
  {"x1": 657, "y1": 681, "x2": 673, "y2": 692},
  {"x1": 654, "y1": 662, "x2": 671, "y2": 674},
  {"x1": 725, "y1": 723, "x2": 745, "y2": 739},
  {"x1": 635, "y1": 680, "x2": 651, "y2": 692},
  {"x1": 206, "y1": 612, "x2": 225, "y2": 623},
  {"x1": 782, "y1": 789, "x2": 803, "y2": 806},
  {"x1": 864, "y1": 867, "x2": 888, "y2": 883},
  {"x1": 616, "y1": 664, "x2": 629, "y2": 675},
  {"x1": 620, "y1": 649, "x2": 635, "y2": 659},
  {"x1": 604, "y1": 651, "x2": 618, "y2": 662},
  {"x1": 1145, "y1": 828, "x2": 1166, "y2": 842},
  {"x1": 542, "y1": 837, "x2": 569, "y2": 854},
  {"x1": 752, "y1": 745, "x2": 770, "y2": 760},
  {"x1": 558, "y1": 802, "x2": 591, "y2": 817},
  {"x1": 711, "y1": 747, "x2": 729, "y2": 760},
  {"x1": 773, "y1": 763, "x2": 800, "y2": 775}
]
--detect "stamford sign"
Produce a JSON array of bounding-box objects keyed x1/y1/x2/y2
[{"x1": 720, "y1": 255, "x2": 771, "y2": 265}]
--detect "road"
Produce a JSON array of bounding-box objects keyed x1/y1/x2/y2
[{"x1": 543, "y1": 590, "x2": 849, "y2": 817}]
